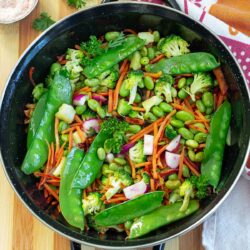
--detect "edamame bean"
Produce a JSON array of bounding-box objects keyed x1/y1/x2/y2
[
  {"x1": 168, "y1": 173, "x2": 178, "y2": 180},
  {"x1": 202, "y1": 92, "x2": 214, "y2": 108},
  {"x1": 61, "y1": 134, "x2": 69, "y2": 142},
  {"x1": 165, "y1": 180, "x2": 181, "y2": 190},
  {"x1": 144, "y1": 76, "x2": 154, "y2": 90},
  {"x1": 147, "y1": 47, "x2": 155, "y2": 60},
  {"x1": 96, "y1": 106, "x2": 106, "y2": 118},
  {"x1": 153, "y1": 31, "x2": 160, "y2": 42},
  {"x1": 171, "y1": 87, "x2": 177, "y2": 98},
  {"x1": 176, "y1": 111, "x2": 194, "y2": 122},
  {"x1": 105, "y1": 31, "x2": 120, "y2": 41},
  {"x1": 127, "y1": 125, "x2": 141, "y2": 134},
  {"x1": 206, "y1": 107, "x2": 213, "y2": 115},
  {"x1": 170, "y1": 119, "x2": 185, "y2": 128},
  {"x1": 97, "y1": 148, "x2": 106, "y2": 161},
  {"x1": 134, "y1": 93, "x2": 142, "y2": 103},
  {"x1": 178, "y1": 128, "x2": 194, "y2": 140},
  {"x1": 182, "y1": 164, "x2": 190, "y2": 178},
  {"x1": 178, "y1": 78, "x2": 186, "y2": 89},
  {"x1": 88, "y1": 99, "x2": 100, "y2": 111},
  {"x1": 159, "y1": 102, "x2": 173, "y2": 113},
  {"x1": 140, "y1": 47, "x2": 148, "y2": 57},
  {"x1": 75, "y1": 105, "x2": 86, "y2": 115},
  {"x1": 194, "y1": 152, "x2": 204, "y2": 162},
  {"x1": 144, "y1": 112, "x2": 157, "y2": 122},
  {"x1": 119, "y1": 81, "x2": 130, "y2": 97},
  {"x1": 194, "y1": 132, "x2": 207, "y2": 143},
  {"x1": 180, "y1": 138, "x2": 186, "y2": 145},
  {"x1": 152, "y1": 106, "x2": 165, "y2": 117},
  {"x1": 178, "y1": 89, "x2": 188, "y2": 99},
  {"x1": 186, "y1": 77, "x2": 193, "y2": 86},
  {"x1": 84, "y1": 78, "x2": 100, "y2": 87},
  {"x1": 190, "y1": 123, "x2": 205, "y2": 134},
  {"x1": 140, "y1": 57, "x2": 149, "y2": 65},
  {"x1": 114, "y1": 157, "x2": 127, "y2": 166},
  {"x1": 124, "y1": 165, "x2": 132, "y2": 174},
  {"x1": 117, "y1": 99, "x2": 132, "y2": 116},
  {"x1": 186, "y1": 140, "x2": 199, "y2": 148},
  {"x1": 58, "y1": 121, "x2": 69, "y2": 133},
  {"x1": 138, "y1": 79, "x2": 144, "y2": 88},
  {"x1": 130, "y1": 51, "x2": 141, "y2": 70},
  {"x1": 196, "y1": 100, "x2": 206, "y2": 113},
  {"x1": 188, "y1": 149, "x2": 196, "y2": 161},
  {"x1": 129, "y1": 110, "x2": 139, "y2": 118},
  {"x1": 109, "y1": 162, "x2": 121, "y2": 171}
]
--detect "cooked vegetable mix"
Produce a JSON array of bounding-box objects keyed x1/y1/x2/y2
[{"x1": 22, "y1": 29, "x2": 231, "y2": 238}]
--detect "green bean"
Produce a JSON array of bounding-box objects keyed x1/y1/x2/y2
[
  {"x1": 75, "y1": 105, "x2": 86, "y2": 115},
  {"x1": 159, "y1": 102, "x2": 173, "y2": 113},
  {"x1": 178, "y1": 89, "x2": 188, "y2": 99},
  {"x1": 140, "y1": 47, "x2": 148, "y2": 57},
  {"x1": 117, "y1": 99, "x2": 132, "y2": 116},
  {"x1": 171, "y1": 87, "x2": 177, "y2": 98},
  {"x1": 96, "y1": 106, "x2": 106, "y2": 118},
  {"x1": 182, "y1": 164, "x2": 190, "y2": 178},
  {"x1": 140, "y1": 57, "x2": 149, "y2": 65},
  {"x1": 97, "y1": 148, "x2": 106, "y2": 161},
  {"x1": 194, "y1": 152, "x2": 204, "y2": 162},
  {"x1": 186, "y1": 77, "x2": 193, "y2": 86},
  {"x1": 58, "y1": 121, "x2": 69, "y2": 133},
  {"x1": 202, "y1": 92, "x2": 214, "y2": 108},
  {"x1": 176, "y1": 111, "x2": 194, "y2": 122},
  {"x1": 144, "y1": 76, "x2": 154, "y2": 90},
  {"x1": 165, "y1": 180, "x2": 181, "y2": 190},
  {"x1": 196, "y1": 100, "x2": 206, "y2": 113},
  {"x1": 153, "y1": 31, "x2": 160, "y2": 42},
  {"x1": 170, "y1": 119, "x2": 185, "y2": 128},
  {"x1": 178, "y1": 78, "x2": 186, "y2": 89},
  {"x1": 206, "y1": 107, "x2": 213, "y2": 115},
  {"x1": 194, "y1": 132, "x2": 207, "y2": 143},
  {"x1": 188, "y1": 149, "x2": 196, "y2": 161},
  {"x1": 127, "y1": 124, "x2": 141, "y2": 134},
  {"x1": 84, "y1": 78, "x2": 100, "y2": 87},
  {"x1": 130, "y1": 51, "x2": 141, "y2": 70},
  {"x1": 87, "y1": 99, "x2": 100, "y2": 111},
  {"x1": 61, "y1": 134, "x2": 69, "y2": 142},
  {"x1": 119, "y1": 81, "x2": 130, "y2": 97},
  {"x1": 186, "y1": 140, "x2": 199, "y2": 148},
  {"x1": 178, "y1": 128, "x2": 194, "y2": 140},
  {"x1": 147, "y1": 47, "x2": 155, "y2": 60},
  {"x1": 152, "y1": 106, "x2": 165, "y2": 117},
  {"x1": 105, "y1": 31, "x2": 120, "y2": 41},
  {"x1": 168, "y1": 173, "x2": 178, "y2": 180},
  {"x1": 114, "y1": 157, "x2": 127, "y2": 166},
  {"x1": 134, "y1": 93, "x2": 142, "y2": 103},
  {"x1": 144, "y1": 112, "x2": 157, "y2": 122}
]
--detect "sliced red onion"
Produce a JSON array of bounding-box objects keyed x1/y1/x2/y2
[
  {"x1": 120, "y1": 142, "x2": 135, "y2": 154},
  {"x1": 83, "y1": 119, "x2": 100, "y2": 133},
  {"x1": 165, "y1": 152, "x2": 180, "y2": 169},
  {"x1": 143, "y1": 134, "x2": 154, "y2": 155},
  {"x1": 92, "y1": 94, "x2": 107, "y2": 104},
  {"x1": 123, "y1": 180, "x2": 147, "y2": 200},
  {"x1": 73, "y1": 94, "x2": 88, "y2": 106},
  {"x1": 166, "y1": 135, "x2": 181, "y2": 152}
]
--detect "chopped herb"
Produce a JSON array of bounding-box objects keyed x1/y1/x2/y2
[
  {"x1": 32, "y1": 12, "x2": 55, "y2": 31},
  {"x1": 66, "y1": 0, "x2": 86, "y2": 9}
]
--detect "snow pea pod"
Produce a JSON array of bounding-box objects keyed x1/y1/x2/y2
[
  {"x1": 83, "y1": 36, "x2": 145, "y2": 79},
  {"x1": 145, "y1": 52, "x2": 220, "y2": 75},
  {"x1": 201, "y1": 101, "x2": 231, "y2": 188},
  {"x1": 95, "y1": 191, "x2": 164, "y2": 226},
  {"x1": 59, "y1": 148, "x2": 85, "y2": 230},
  {"x1": 129, "y1": 200, "x2": 200, "y2": 239},
  {"x1": 27, "y1": 92, "x2": 48, "y2": 148},
  {"x1": 21, "y1": 71, "x2": 72, "y2": 174}
]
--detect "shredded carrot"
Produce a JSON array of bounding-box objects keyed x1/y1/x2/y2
[
  {"x1": 55, "y1": 117, "x2": 60, "y2": 156},
  {"x1": 131, "y1": 106, "x2": 145, "y2": 112},
  {"x1": 108, "y1": 89, "x2": 113, "y2": 113},
  {"x1": 74, "y1": 114, "x2": 82, "y2": 123},
  {"x1": 188, "y1": 124, "x2": 208, "y2": 134},
  {"x1": 185, "y1": 119, "x2": 209, "y2": 125},
  {"x1": 61, "y1": 127, "x2": 76, "y2": 134},
  {"x1": 74, "y1": 44, "x2": 81, "y2": 50},
  {"x1": 44, "y1": 184, "x2": 59, "y2": 201},
  {"x1": 68, "y1": 130, "x2": 73, "y2": 151},
  {"x1": 198, "y1": 143, "x2": 206, "y2": 149},
  {"x1": 134, "y1": 162, "x2": 152, "y2": 168},
  {"x1": 216, "y1": 92, "x2": 225, "y2": 109},
  {"x1": 176, "y1": 73, "x2": 193, "y2": 77},
  {"x1": 159, "y1": 168, "x2": 178, "y2": 177},
  {"x1": 125, "y1": 117, "x2": 144, "y2": 125},
  {"x1": 172, "y1": 103, "x2": 193, "y2": 113},
  {"x1": 126, "y1": 155, "x2": 136, "y2": 179},
  {"x1": 75, "y1": 86, "x2": 92, "y2": 94},
  {"x1": 157, "y1": 144, "x2": 169, "y2": 157},
  {"x1": 83, "y1": 190, "x2": 87, "y2": 199},
  {"x1": 104, "y1": 197, "x2": 128, "y2": 204},
  {"x1": 213, "y1": 67, "x2": 228, "y2": 95},
  {"x1": 183, "y1": 157, "x2": 200, "y2": 176},
  {"x1": 70, "y1": 122, "x2": 82, "y2": 128},
  {"x1": 50, "y1": 142, "x2": 55, "y2": 167},
  {"x1": 195, "y1": 110, "x2": 210, "y2": 131},
  {"x1": 98, "y1": 92, "x2": 109, "y2": 96},
  {"x1": 149, "y1": 54, "x2": 164, "y2": 64},
  {"x1": 119, "y1": 59, "x2": 128, "y2": 74},
  {"x1": 184, "y1": 99, "x2": 194, "y2": 114},
  {"x1": 157, "y1": 158, "x2": 164, "y2": 169},
  {"x1": 76, "y1": 126, "x2": 86, "y2": 142},
  {"x1": 29, "y1": 67, "x2": 35, "y2": 86},
  {"x1": 150, "y1": 179, "x2": 155, "y2": 191},
  {"x1": 113, "y1": 61, "x2": 129, "y2": 110},
  {"x1": 55, "y1": 142, "x2": 66, "y2": 166},
  {"x1": 123, "y1": 28, "x2": 137, "y2": 35},
  {"x1": 144, "y1": 71, "x2": 162, "y2": 79},
  {"x1": 146, "y1": 90, "x2": 151, "y2": 99},
  {"x1": 178, "y1": 147, "x2": 185, "y2": 180}
]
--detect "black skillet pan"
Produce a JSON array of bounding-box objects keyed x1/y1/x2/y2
[{"x1": 0, "y1": 1, "x2": 250, "y2": 249}]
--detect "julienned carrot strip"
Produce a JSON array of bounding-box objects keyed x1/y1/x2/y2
[
  {"x1": 195, "y1": 110, "x2": 210, "y2": 131},
  {"x1": 29, "y1": 67, "x2": 35, "y2": 86},
  {"x1": 198, "y1": 143, "x2": 206, "y2": 148},
  {"x1": 83, "y1": 189, "x2": 87, "y2": 199},
  {"x1": 74, "y1": 114, "x2": 82, "y2": 123},
  {"x1": 185, "y1": 119, "x2": 209, "y2": 125},
  {"x1": 68, "y1": 130, "x2": 73, "y2": 151},
  {"x1": 113, "y1": 62, "x2": 129, "y2": 110},
  {"x1": 184, "y1": 99, "x2": 194, "y2": 114},
  {"x1": 108, "y1": 89, "x2": 113, "y2": 113},
  {"x1": 134, "y1": 162, "x2": 152, "y2": 168},
  {"x1": 149, "y1": 54, "x2": 164, "y2": 64},
  {"x1": 188, "y1": 124, "x2": 208, "y2": 134},
  {"x1": 123, "y1": 28, "x2": 137, "y2": 35},
  {"x1": 132, "y1": 106, "x2": 145, "y2": 112},
  {"x1": 74, "y1": 87, "x2": 92, "y2": 94},
  {"x1": 176, "y1": 73, "x2": 193, "y2": 77},
  {"x1": 213, "y1": 67, "x2": 228, "y2": 95},
  {"x1": 55, "y1": 117, "x2": 60, "y2": 155},
  {"x1": 126, "y1": 155, "x2": 136, "y2": 179},
  {"x1": 183, "y1": 157, "x2": 200, "y2": 176},
  {"x1": 98, "y1": 92, "x2": 109, "y2": 96},
  {"x1": 146, "y1": 90, "x2": 151, "y2": 99},
  {"x1": 144, "y1": 71, "x2": 162, "y2": 79},
  {"x1": 76, "y1": 126, "x2": 86, "y2": 142},
  {"x1": 44, "y1": 184, "x2": 59, "y2": 201},
  {"x1": 172, "y1": 103, "x2": 193, "y2": 113},
  {"x1": 50, "y1": 142, "x2": 55, "y2": 167},
  {"x1": 70, "y1": 122, "x2": 82, "y2": 128},
  {"x1": 119, "y1": 59, "x2": 128, "y2": 74},
  {"x1": 157, "y1": 144, "x2": 168, "y2": 157},
  {"x1": 216, "y1": 92, "x2": 224, "y2": 109},
  {"x1": 157, "y1": 158, "x2": 164, "y2": 169},
  {"x1": 55, "y1": 142, "x2": 66, "y2": 166},
  {"x1": 104, "y1": 197, "x2": 128, "y2": 204},
  {"x1": 61, "y1": 127, "x2": 76, "y2": 134},
  {"x1": 159, "y1": 168, "x2": 178, "y2": 177},
  {"x1": 178, "y1": 147, "x2": 185, "y2": 180},
  {"x1": 150, "y1": 178, "x2": 155, "y2": 191},
  {"x1": 152, "y1": 122, "x2": 158, "y2": 179}
]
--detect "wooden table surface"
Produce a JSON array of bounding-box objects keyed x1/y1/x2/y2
[{"x1": 0, "y1": 1, "x2": 204, "y2": 249}]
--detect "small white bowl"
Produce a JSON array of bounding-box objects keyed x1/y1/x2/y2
[{"x1": 0, "y1": 0, "x2": 38, "y2": 24}]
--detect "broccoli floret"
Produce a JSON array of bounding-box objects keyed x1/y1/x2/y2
[
  {"x1": 81, "y1": 108, "x2": 97, "y2": 121},
  {"x1": 154, "y1": 75, "x2": 174, "y2": 103},
  {"x1": 86, "y1": 215, "x2": 108, "y2": 233},
  {"x1": 64, "y1": 61, "x2": 83, "y2": 81},
  {"x1": 104, "y1": 170, "x2": 133, "y2": 200},
  {"x1": 129, "y1": 140, "x2": 146, "y2": 164},
  {"x1": 32, "y1": 83, "x2": 47, "y2": 101},
  {"x1": 142, "y1": 172, "x2": 150, "y2": 184},
  {"x1": 179, "y1": 180, "x2": 194, "y2": 212},
  {"x1": 66, "y1": 48, "x2": 84, "y2": 62},
  {"x1": 82, "y1": 192, "x2": 103, "y2": 216},
  {"x1": 165, "y1": 124, "x2": 178, "y2": 140},
  {"x1": 189, "y1": 73, "x2": 213, "y2": 101},
  {"x1": 158, "y1": 35, "x2": 190, "y2": 58},
  {"x1": 142, "y1": 95, "x2": 163, "y2": 113},
  {"x1": 169, "y1": 189, "x2": 182, "y2": 204},
  {"x1": 123, "y1": 70, "x2": 144, "y2": 104},
  {"x1": 189, "y1": 175, "x2": 208, "y2": 199},
  {"x1": 99, "y1": 69, "x2": 119, "y2": 89}
]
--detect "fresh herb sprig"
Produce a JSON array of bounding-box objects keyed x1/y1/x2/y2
[
  {"x1": 32, "y1": 12, "x2": 55, "y2": 31},
  {"x1": 66, "y1": 0, "x2": 86, "y2": 9}
]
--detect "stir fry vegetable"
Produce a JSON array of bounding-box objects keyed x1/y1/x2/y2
[{"x1": 22, "y1": 30, "x2": 230, "y2": 238}]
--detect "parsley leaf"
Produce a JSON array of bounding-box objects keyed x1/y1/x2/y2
[
  {"x1": 66, "y1": 0, "x2": 86, "y2": 9},
  {"x1": 32, "y1": 12, "x2": 55, "y2": 31}
]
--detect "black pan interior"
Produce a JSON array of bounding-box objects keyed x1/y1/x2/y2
[{"x1": 0, "y1": 3, "x2": 249, "y2": 248}]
